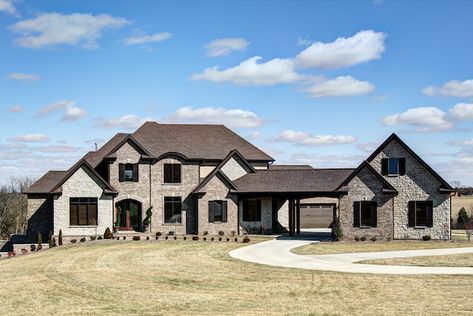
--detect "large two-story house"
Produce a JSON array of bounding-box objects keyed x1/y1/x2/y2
[{"x1": 24, "y1": 122, "x2": 454, "y2": 241}]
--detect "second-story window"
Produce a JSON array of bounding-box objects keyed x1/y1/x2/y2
[
  {"x1": 119, "y1": 163, "x2": 139, "y2": 182},
  {"x1": 164, "y1": 163, "x2": 181, "y2": 183},
  {"x1": 381, "y1": 158, "x2": 406, "y2": 176}
]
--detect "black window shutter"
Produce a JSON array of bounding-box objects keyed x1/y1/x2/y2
[
  {"x1": 408, "y1": 201, "x2": 415, "y2": 227},
  {"x1": 399, "y1": 158, "x2": 406, "y2": 175},
  {"x1": 353, "y1": 202, "x2": 360, "y2": 227},
  {"x1": 133, "y1": 164, "x2": 139, "y2": 182},
  {"x1": 426, "y1": 201, "x2": 433, "y2": 227},
  {"x1": 222, "y1": 201, "x2": 228, "y2": 223},
  {"x1": 208, "y1": 201, "x2": 214, "y2": 223},
  {"x1": 119, "y1": 164, "x2": 125, "y2": 182},
  {"x1": 381, "y1": 158, "x2": 388, "y2": 175},
  {"x1": 370, "y1": 201, "x2": 377, "y2": 227}
]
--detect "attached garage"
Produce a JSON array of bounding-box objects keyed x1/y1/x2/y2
[{"x1": 300, "y1": 203, "x2": 335, "y2": 228}]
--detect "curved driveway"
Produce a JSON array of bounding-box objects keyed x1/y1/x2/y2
[{"x1": 229, "y1": 238, "x2": 473, "y2": 275}]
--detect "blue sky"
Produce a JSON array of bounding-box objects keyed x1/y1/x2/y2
[{"x1": 1, "y1": 0, "x2": 473, "y2": 185}]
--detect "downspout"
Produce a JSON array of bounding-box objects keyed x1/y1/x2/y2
[
  {"x1": 149, "y1": 162, "x2": 152, "y2": 233},
  {"x1": 237, "y1": 195, "x2": 240, "y2": 235}
]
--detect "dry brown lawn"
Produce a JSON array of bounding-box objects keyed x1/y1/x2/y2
[
  {"x1": 0, "y1": 239, "x2": 473, "y2": 315},
  {"x1": 292, "y1": 239, "x2": 473, "y2": 255},
  {"x1": 361, "y1": 253, "x2": 473, "y2": 267}
]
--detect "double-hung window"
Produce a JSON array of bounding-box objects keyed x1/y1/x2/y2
[
  {"x1": 70, "y1": 198, "x2": 98, "y2": 226},
  {"x1": 353, "y1": 201, "x2": 377, "y2": 228},
  {"x1": 164, "y1": 164, "x2": 181, "y2": 183},
  {"x1": 164, "y1": 197, "x2": 182, "y2": 223}
]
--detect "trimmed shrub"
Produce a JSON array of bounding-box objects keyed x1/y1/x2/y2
[
  {"x1": 174, "y1": 236, "x2": 177, "y2": 240},
  {"x1": 133, "y1": 236, "x2": 140, "y2": 241},
  {"x1": 218, "y1": 231, "x2": 225, "y2": 236},
  {"x1": 21, "y1": 248, "x2": 28, "y2": 255},
  {"x1": 70, "y1": 239, "x2": 77, "y2": 244},
  {"x1": 156, "y1": 232, "x2": 162, "y2": 237},
  {"x1": 370, "y1": 236, "x2": 377, "y2": 242},
  {"x1": 330, "y1": 218, "x2": 343, "y2": 241},
  {"x1": 183, "y1": 236, "x2": 187, "y2": 241},
  {"x1": 123, "y1": 236, "x2": 126, "y2": 240},
  {"x1": 80, "y1": 237, "x2": 86, "y2": 243},
  {"x1": 203, "y1": 231, "x2": 208, "y2": 236},
  {"x1": 58, "y1": 229, "x2": 63, "y2": 246},
  {"x1": 422, "y1": 235, "x2": 431, "y2": 241},
  {"x1": 155, "y1": 236, "x2": 159, "y2": 240},
  {"x1": 90, "y1": 236, "x2": 97, "y2": 241},
  {"x1": 30, "y1": 244, "x2": 36, "y2": 252},
  {"x1": 165, "y1": 236, "x2": 168, "y2": 240},
  {"x1": 354, "y1": 236, "x2": 360, "y2": 242},
  {"x1": 48, "y1": 230, "x2": 54, "y2": 248},
  {"x1": 211, "y1": 237, "x2": 214, "y2": 241},
  {"x1": 98, "y1": 236, "x2": 103, "y2": 240},
  {"x1": 242, "y1": 237, "x2": 250, "y2": 243},
  {"x1": 37, "y1": 232, "x2": 43, "y2": 251},
  {"x1": 192, "y1": 236, "x2": 199, "y2": 241},
  {"x1": 226, "y1": 238, "x2": 230, "y2": 242},
  {"x1": 360, "y1": 236, "x2": 367, "y2": 241},
  {"x1": 104, "y1": 227, "x2": 113, "y2": 239},
  {"x1": 146, "y1": 236, "x2": 149, "y2": 240},
  {"x1": 234, "y1": 238, "x2": 238, "y2": 242},
  {"x1": 203, "y1": 237, "x2": 207, "y2": 241},
  {"x1": 458, "y1": 207, "x2": 470, "y2": 228},
  {"x1": 230, "y1": 231, "x2": 236, "y2": 237},
  {"x1": 218, "y1": 237, "x2": 222, "y2": 241}
]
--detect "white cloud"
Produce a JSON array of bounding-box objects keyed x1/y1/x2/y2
[
  {"x1": 93, "y1": 114, "x2": 151, "y2": 129},
  {"x1": 422, "y1": 79, "x2": 473, "y2": 98},
  {"x1": 449, "y1": 103, "x2": 473, "y2": 121},
  {"x1": 29, "y1": 144, "x2": 82, "y2": 153},
  {"x1": 274, "y1": 129, "x2": 357, "y2": 146},
  {"x1": 166, "y1": 106, "x2": 262, "y2": 129},
  {"x1": 295, "y1": 30, "x2": 386, "y2": 69},
  {"x1": 297, "y1": 37, "x2": 311, "y2": 47},
  {"x1": 284, "y1": 152, "x2": 364, "y2": 168},
  {"x1": 124, "y1": 31, "x2": 171, "y2": 45},
  {"x1": 205, "y1": 37, "x2": 249, "y2": 57},
  {"x1": 306, "y1": 76, "x2": 374, "y2": 98},
  {"x1": 11, "y1": 13, "x2": 129, "y2": 49},
  {"x1": 447, "y1": 138, "x2": 473, "y2": 147},
  {"x1": 36, "y1": 100, "x2": 87, "y2": 121},
  {"x1": 7, "y1": 72, "x2": 40, "y2": 82},
  {"x1": 246, "y1": 131, "x2": 261, "y2": 140},
  {"x1": 190, "y1": 56, "x2": 301, "y2": 86},
  {"x1": 356, "y1": 142, "x2": 379, "y2": 153},
  {"x1": 0, "y1": 0, "x2": 17, "y2": 15},
  {"x1": 382, "y1": 107, "x2": 453, "y2": 132},
  {"x1": 9, "y1": 105, "x2": 23, "y2": 113},
  {"x1": 8, "y1": 134, "x2": 50, "y2": 142}
]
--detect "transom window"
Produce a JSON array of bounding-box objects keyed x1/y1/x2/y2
[
  {"x1": 209, "y1": 200, "x2": 228, "y2": 223},
  {"x1": 243, "y1": 199, "x2": 261, "y2": 222},
  {"x1": 164, "y1": 197, "x2": 182, "y2": 223},
  {"x1": 164, "y1": 164, "x2": 181, "y2": 183},
  {"x1": 70, "y1": 198, "x2": 98, "y2": 226},
  {"x1": 408, "y1": 201, "x2": 433, "y2": 227},
  {"x1": 353, "y1": 201, "x2": 377, "y2": 228}
]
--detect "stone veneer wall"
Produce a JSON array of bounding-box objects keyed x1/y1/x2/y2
[
  {"x1": 339, "y1": 167, "x2": 394, "y2": 241},
  {"x1": 369, "y1": 140, "x2": 451, "y2": 240},
  {"x1": 53, "y1": 166, "x2": 113, "y2": 236},
  {"x1": 26, "y1": 197, "x2": 53, "y2": 240},
  {"x1": 220, "y1": 157, "x2": 249, "y2": 181},
  {"x1": 239, "y1": 198, "x2": 272, "y2": 234},
  {"x1": 197, "y1": 175, "x2": 238, "y2": 235}
]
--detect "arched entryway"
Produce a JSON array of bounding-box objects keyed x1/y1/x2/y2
[{"x1": 115, "y1": 199, "x2": 142, "y2": 232}]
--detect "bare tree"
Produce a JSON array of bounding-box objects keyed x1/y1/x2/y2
[
  {"x1": 451, "y1": 180, "x2": 462, "y2": 190},
  {"x1": 0, "y1": 176, "x2": 35, "y2": 239}
]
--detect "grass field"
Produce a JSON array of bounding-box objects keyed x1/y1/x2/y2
[
  {"x1": 361, "y1": 253, "x2": 473, "y2": 267},
  {"x1": 1, "y1": 240, "x2": 473, "y2": 315},
  {"x1": 292, "y1": 239, "x2": 473, "y2": 255}
]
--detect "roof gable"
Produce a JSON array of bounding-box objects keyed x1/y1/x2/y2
[
  {"x1": 366, "y1": 133, "x2": 454, "y2": 191},
  {"x1": 336, "y1": 161, "x2": 398, "y2": 194}
]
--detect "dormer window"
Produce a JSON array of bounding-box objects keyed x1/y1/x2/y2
[
  {"x1": 164, "y1": 163, "x2": 181, "y2": 183},
  {"x1": 381, "y1": 158, "x2": 406, "y2": 176},
  {"x1": 119, "y1": 163, "x2": 139, "y2": 182}
]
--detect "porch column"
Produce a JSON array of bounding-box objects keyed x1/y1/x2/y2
[
  {"x1": 296, "y1": 199, "x2": 301, "y2": 234},
  {"x1": 288, "y1": 199, "x2": 293, "y2": 237}
]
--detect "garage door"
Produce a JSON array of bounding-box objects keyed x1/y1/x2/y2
[{"x1": 300, "y1": 204, "x2": 335, "y2": 228}]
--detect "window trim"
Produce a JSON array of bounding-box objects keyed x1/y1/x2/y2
[
  {"x1": 163, "y1": 163, "x2": 182, "y2": 184},
  {"x1": 353, "y1": 201, "x2": 377, "y2": 228},
  {"x1": 69, "y1": 197, "x2": 98, "y2": 226},
  {"x1": 414, "y1": 201, "x2": 431, "y2": 228},
  {"x1": 164, "y1": 196, "x2": 182, "y2": 224},
  {"x1": 209, "y1": 200, "x2": 228, "y2": 223}
]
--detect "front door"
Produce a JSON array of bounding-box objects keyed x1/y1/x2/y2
[{"x1": 116, "y1": 200, "x2": 142, "y2": 232}]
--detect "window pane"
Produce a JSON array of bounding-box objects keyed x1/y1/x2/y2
[
  {"x1": 164, "y1": 164, "x2": 172, "y2": 183},
  {"x1": 70, "y1": 204, "x2": 78, "y2": 225},
  {"x1": 79, "y1": 204, "x2": 88, "y2": 225},
  {"x1": 213, "y1": 201, "x2": 222, "y2": 222},
  {"x1": 173, "y1": 164, "x2": 181, "y2": 183},
  {"x1": 124, "y1": 164, "x2": 134, "y2": 181},
  {"x1": 360, "y1": 202, "x2": 371, "y2": 226},
  {"x1": 388, "y1": 158, "x2": 399, "y2": 175},
  {"x1": 88, "y1": 204, "x2": 97, "y2": 225},
  {"x1": 243, "y1": 200, "x2": 259, "y2": 221},
  {"x1": 416, "y1": 202, "x2": 427, "y2": 226}
]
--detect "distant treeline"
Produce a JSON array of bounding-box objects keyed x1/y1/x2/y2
[{"x1": 457, "y1": 187, "x2": 473, "y2": 196}]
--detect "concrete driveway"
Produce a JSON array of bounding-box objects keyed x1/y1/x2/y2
[{"x1": 229, "y1": 236, "x2": 473, "y2": 275}]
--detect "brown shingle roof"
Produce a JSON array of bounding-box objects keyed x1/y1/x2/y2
[
  {"x1": 233, "y1": 168, "x2": 354, "y2": 193},
  {"x1": 84, "y1": 133, "x2": 129, "y2": 168},
  {"x1": 269, "y1": 164, "x2": 314, "y2": 170},
  {"x1": 131, "y1": 122, "x2": 273, "y2": 161},
  {"x1": 23, "y1": 171, "x2": 67, "y2": 194}
]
